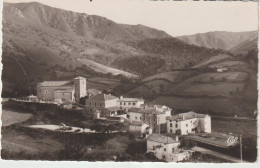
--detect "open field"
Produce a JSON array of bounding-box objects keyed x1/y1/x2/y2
[
  {"x1": 212, "y1": 118, "x2": 257, "y2": 137},
  {"x1": 192, "y1": 54, "x2": 231, "y2": 68},
  {"x1": 142, "y1": 71, "x2": 195, "y2": 83},
  {"x1": 143, "y1": 71, "x2": 181, "y2": 82},
  {"x1": 144, "y1": 80, "x2": 171, "y2": 93},
  {"x1": 2, "y1": 109, "x2": 33, "y2": 127},
  {"x1": 188, "y1": 72, "x2": 248, "y2": 82},
  {"x1": 1, "y1": 128, "x2": 63, "y2": 154},
  {"x1": 181, "y1": 83, "x2": 245, "y2": 96},
  {"x1": 77, "y1": 58, "x2": 139, "y2": 78},
  {"x1": 208, "y1": 61, "x2": 246, "y2": 68},
  {"x1": 151, "y1": 96, "x2": 246, "y2": 117}
]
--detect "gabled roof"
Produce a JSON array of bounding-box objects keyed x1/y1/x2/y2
[
  {"x1": 38, "y1": 81, "x2": 72, "y2": 87},
  {"x1": 118, "y1": 97, "x2": 143, "y2": 102},
  {"x1": 128, "y1": 107, "x2": 164, "y2": 115},
  {"x1": 167, "y1": 111, "x2": 209, "y2": 121},
  {"x1": 87, "y1": 89, "x2": 102, "y2": 95},
  {"x1": 87, "y1": 93, "x2": 118, "y2": 101},
  {"x1": 148, "y1": 133, "x2": 179, "y2": 144}
]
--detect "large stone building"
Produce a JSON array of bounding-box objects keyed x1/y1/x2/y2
[
  {"x1": 85, "y1": 93, "x2": 119, "y2": 117},
  {"x1": 166, "y1": 111, "x2": 211, "y2": 135},
  {"x1": 37, "y1": 76, "x2": 87, "y2": 102}
]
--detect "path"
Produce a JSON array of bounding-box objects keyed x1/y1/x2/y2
[{"x1": 192, "y1": 146, "x2": 250, "y2": 163}]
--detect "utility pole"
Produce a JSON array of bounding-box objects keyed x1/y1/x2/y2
[
  {"x1": 158, "y1": 117, "x2": 160, "y2": 134},
  {"x1": 240, "y1": 134, "x2": 243, "y2": 163}
]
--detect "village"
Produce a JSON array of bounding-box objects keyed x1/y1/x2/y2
[{"x1": 5, "y1": 75, "x2": 247, "y2": 162}]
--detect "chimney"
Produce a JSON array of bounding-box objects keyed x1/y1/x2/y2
[
  {"x1": 120, "y1": 96, "x2": 123, "y2": 99},
  {"x1": 182, "y1": 115, "x2": 185, "y2": 120}
]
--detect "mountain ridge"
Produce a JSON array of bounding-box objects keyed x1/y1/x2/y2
[{"x1": 177, "y1": 30, "x2": 258, "y2": 50}]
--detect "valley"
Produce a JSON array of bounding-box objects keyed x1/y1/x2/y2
[{"x1": 1, "y1": 2, "x2": 258, "y2": 118}]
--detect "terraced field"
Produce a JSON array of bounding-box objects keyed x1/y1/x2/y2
[
  {"x1": 192, "y1": 54, "x2": 231, "y2": 68},
  {"x1": 78, "y1": 58, "x2": 139, "y2": 78},
  {"x1": 181, "y1": 83, "x2": 245, "y2": 96},
  {"x1": 188, "y1": 72, "x2": 248, "y2": 82},
  {"x1": 151, "y1": 96, "x2": 246, "y2": 117}
]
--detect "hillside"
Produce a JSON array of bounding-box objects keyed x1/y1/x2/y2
[
  {"x1": 2, "y1": 2, "x2": 222, "y2": 97},
  {"x1": 230, "y1": 36, "x2": 258, "y2": 55},
  {"x1": 177, "y1": 30, "x2": 258, "y2": 50}
]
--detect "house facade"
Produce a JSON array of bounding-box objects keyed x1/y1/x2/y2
[
  {"x1": 127, "y1": 106, "x2": 171, "y2": 131},
  {"x1": 147, "y1": 134, "x2": 181, "y2": 162},
  {"x1": 129, "y1": 121, "x2": 152, "y2": 137},
  {"x1": 117, "y1": 96, "x2": 144, "y2": 109},
  {"x1": 166, "y1": 111, "x2": 211, "y2": 135}
]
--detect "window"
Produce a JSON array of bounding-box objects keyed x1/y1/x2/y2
[
  {"x1": 186, "y1": 124, "x2": 188, "y2": 127},
  {"x1": 170, "y1": 120, "x2": 172, "y2": 122},
  {"x1": 133, "y1": 103, "x2": 136, "y2": 105},
  {"x1": 124, "y1": 103, "x2": 126, "y2": 105},
  {"x1": 100, "y1": 103, "x2": 102, "y2": 107},
  {"x1": 186, "y1": 130, "x2": 188, "y2": 134},
  {"x1": 162, "y1": 155, "x2": 165, "y2": 159},
  {"x1": 170, "y1": 130, "x2": 172, "y2": 133},
  {"x1": 175, "y1": 124, "x2": 178, "y2": 128},
  {"x1": 164, "y1": 148, "x2": 166, "y2": 151},
  {"x1": 190, "y1": 121, "x2": 192, "y2": 123},
  {"x1": 95, "y1": 103, "x2": 96, "y2": 106},
  {"x1": 120, "y1": 102, "x2": 122, "y2": 105},
  {"x1": 140, "y1": 117, "x2": 142, "y2": 120},
  {"x1": 45, "y1": 90, "x2": 48, "y2": 94},
  {"x1": 170, "y1": 123, "x2": 172, "y2": 127},
  {"x1": 172, "y1": 148, "x2": 174, "y2": 153},
  {"x1": 153, "y1": 146, "x2": 155, "y2": 150},
  {"x1": 135, "y1": 116, "x2": 137, "y2": 120}
]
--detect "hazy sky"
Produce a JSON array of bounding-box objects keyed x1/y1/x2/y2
[{"x1": 3, "y1": 0, "x2": 259, "y2": 36}]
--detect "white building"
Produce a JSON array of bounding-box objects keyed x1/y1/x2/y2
[
  {"x1": 217, "y1": 67, "x2": 227, "y2": 72},
  {"x1": 118, "y1": 96, "x2": 144, "y2": 109},
  {"x1": 166, "y1": 111, "x2": 211, "y2": 135},
  {"x1": 147, "y1": 133, "x2": 182, "y2": 162}
]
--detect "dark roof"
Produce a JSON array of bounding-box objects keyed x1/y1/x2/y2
[
  {"x1": 167, "y1": 111, "x2": 209, "y2": 121},
  {"x1": 128, "y1": 107, "x2": 164, "y2": 115},
  {"x1": 87, "y1": 93, "x2": 118, "y2": 101},
  {"x1": 87, "y1": 89, "x2": 101, "y2": 95},
  {"x1": 106, "y1": 106, "x2": 121, "y2": 112},
  {"x1": 38, "y1": 81, "x2": 72, "y2": 87},
  {"x1": 147, "y1": 134, "x2": 179, "y2": 144}
]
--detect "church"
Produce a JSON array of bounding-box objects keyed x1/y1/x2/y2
[{"x1": 36, "y1": 76, "x2": 86, "y2": 102}]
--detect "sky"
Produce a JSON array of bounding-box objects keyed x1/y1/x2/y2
[{"x1": 3, "y1": 0, "x2": 259, "y2": 36}]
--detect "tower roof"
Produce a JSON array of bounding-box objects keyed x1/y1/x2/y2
[{"x1": 74, "y1": 76, "x2": 86, "y2": 80}]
